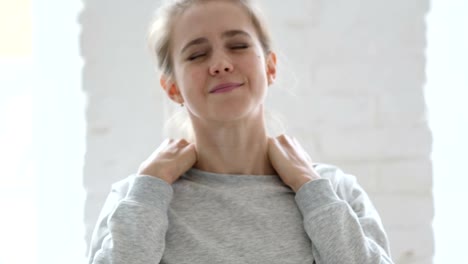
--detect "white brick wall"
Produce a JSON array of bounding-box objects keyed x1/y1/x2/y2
[{"x1": 82, "y1": 0, "x2": 433, "y2": 263}]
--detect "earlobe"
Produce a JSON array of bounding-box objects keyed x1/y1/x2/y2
[
  {"x1": 266, "y1": 51, "x2": 277, "y2": 85},
  {"x1": 160, "y1": 75, "x2": 184, "y2": 104}
]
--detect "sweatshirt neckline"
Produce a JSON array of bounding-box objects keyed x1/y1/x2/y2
[
  {"x1": 182, "y1": 168, "x2": 281, "y2": 184},
  {"x1": 189, "y1": 167, "x2": 277, "y2": 177}
]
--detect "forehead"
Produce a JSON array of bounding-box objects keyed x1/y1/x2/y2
[{"x1": 171, "y1": 1, "x2": 257, "y2": 50}]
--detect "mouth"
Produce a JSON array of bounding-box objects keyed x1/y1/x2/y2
[{"x1": 209, "y1": 82, "x2": 244, "y2": 94}]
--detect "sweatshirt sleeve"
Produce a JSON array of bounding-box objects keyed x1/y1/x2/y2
[
  {"x1": 294, "y1": 167, "x2": 394, "y2": 264},
  {"x1": 88, "y1": 175, "x2": 174, "y2": 264}
]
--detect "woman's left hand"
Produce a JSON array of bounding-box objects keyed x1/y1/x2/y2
[{"x1": 267, "y1": 134, "x2": 321, "y2": 192}]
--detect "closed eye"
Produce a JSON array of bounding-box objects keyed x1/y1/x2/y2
[
  {"x1": 230, "y1": 44, "x2": 249, "y2": 50},
  {"x1": 188, "y1": 52, "x2": 206, "y2": 61}
]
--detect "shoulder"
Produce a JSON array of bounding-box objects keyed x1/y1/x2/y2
[
  {"x1": 92, "y1": 176, "x2": 134, "y2": 218},
  {"x1": 312, "y1": 163, "x2": 360, "y2": 198},
  {"x1": 107, "y1": 174, "x2": 166, "y2": 195},
  {"x1": 313, "y1": 163, "x2": 356, "y2": 185},
  {"x1": 105, "y1": 174, "x2": 138, "y2": 202},
  {"x1": 107, "y1": 174, "x2": 174, "y2": 210},
  {"x1": 110, "y1": 175, "x2": 133, "y2": 194}
]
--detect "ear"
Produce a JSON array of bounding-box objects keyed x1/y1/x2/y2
[
  {"x1": 266, "y1": 51, "x2": 277, "y2": 86},
  {"x1": 160, "y1": 75, "x2": 184, "y2": 104}
]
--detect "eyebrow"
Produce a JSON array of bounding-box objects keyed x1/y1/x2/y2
[{"x1": 180, "y1": 30, "x2": 252, "y2": 54}]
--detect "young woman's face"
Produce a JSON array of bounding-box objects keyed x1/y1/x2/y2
[{"x1": 168, "y1": 1, "x2": 276, "y2": 123}]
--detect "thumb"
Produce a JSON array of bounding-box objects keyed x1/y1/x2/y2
[
  {"x1": 267, "y1": 137, "x2": 285, "y2": 168},
  {"x1": 177, "y1": 143, "x2": 197, "y2": 172}
]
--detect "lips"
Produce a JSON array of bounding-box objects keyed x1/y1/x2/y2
[{"x1": 209, "y1": 82, "x2": 244, "y2": 94}]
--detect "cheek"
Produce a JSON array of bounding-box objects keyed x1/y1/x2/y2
[
  {"x1": 179, "y1": 63, "x2": 202, "y2": 82},
  {"x1": 245, "y1": 54, "x2": 268, "y2": 83},
  {"x1": 188, "y1": 68, "x2": 204, "y2": 84},
  {"x1": 178, "y1": 66, "x2": 205, "y2": 100}
]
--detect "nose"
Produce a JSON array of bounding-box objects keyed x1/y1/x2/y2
[{"x1": 209, "y1": 53, "x2": 234, "y2": 75}]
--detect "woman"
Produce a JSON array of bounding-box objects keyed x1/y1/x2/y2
[{"x1": 88, "y1": 0, "x2": 394, "y2": 263}]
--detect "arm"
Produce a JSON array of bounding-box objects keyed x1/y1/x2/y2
[
  {"x1": 88, "y1": 175, "x2": 173, "y2": 264},
  {"x1": 294, "y1": 168, "x2": 393, "y2": 264}
]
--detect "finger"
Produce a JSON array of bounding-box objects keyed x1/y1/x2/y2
[
  {"x1": 177, "y1": 143, "x2": 197, "y2": 171},
  {"x1": 166, "y1": 139, "x2": 189, "y2": 155},
  {"x1": 276, "y1": 134, "x2": 289, "y2": 145},
  {"x1": 182, "y1": 143, "x2": 197, "y2": 161},
  {"x1": 268, "y1": 137, "x2": 286, "y2": 154},
  {"x1": 175, "y1": 138, "x2": 189, "y2": 148},
  {"x1": 279, "y1": 134, "x2": 299, "y2": 149}
]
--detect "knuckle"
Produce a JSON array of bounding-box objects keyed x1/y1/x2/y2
[
  {"x1": 276, "y1": 134, "x2": 287, "y2": 141},
  {"x1": 176, "y1": 139, "x2": 188, "y2": 147},
  {"x1": 277, "y1": 134, "x2": 286, "y2": 139}
]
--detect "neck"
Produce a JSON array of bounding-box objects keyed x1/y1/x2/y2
[{"x1": 190, "y1": 112, "x2": 276, "y2": 176}]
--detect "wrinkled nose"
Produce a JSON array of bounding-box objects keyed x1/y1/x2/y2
[{"x1": 209, "y1": 56, "x2": 234, "y2": 75}]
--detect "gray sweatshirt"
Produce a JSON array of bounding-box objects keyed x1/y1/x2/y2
[{"x1": 88, "y1": 163, "x2": 393, "y2": 264}]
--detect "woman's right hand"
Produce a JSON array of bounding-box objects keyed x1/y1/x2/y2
[{"x1": 137, "y1": 139, "x2": 197, "y2": 185}]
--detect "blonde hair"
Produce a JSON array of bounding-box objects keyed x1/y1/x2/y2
[{"x1": 147, "y1": 0, "x2": 284, "y2": 140}]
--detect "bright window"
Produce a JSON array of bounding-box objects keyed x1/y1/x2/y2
[
  {"x1": 0, "y1": 0, "x2": 87, "y2": 263},
  {"x1": 426, "y1": 0, "x2": 468, "y2": 263}
]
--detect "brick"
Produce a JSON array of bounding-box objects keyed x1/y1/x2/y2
[
  {"x1": 312, "y1": 62, "x2": 384, "y2": 95},
  {"x1": 408, "y1": 257, "x2": 434, "y2": 264},
  {"x1": 376, "y1": 88, "x2": 428, "y2": 127},
  {"x1": 317, "y1": 126, "x2": 432, "y2": 161},
  {"x1": 259, "y1": 0, "x2": 316, "y2": 26},
  {"x1": 386, "y1": 226, "x2": 434, "y2": 262},
  {"x1": 327, "y1": 161, "x2": 379, "y2": 193},
  {"x1": 265, "y1": 92, "x2": 321, "y2": 127},
  {"x1": 311, "y1": 95, "x2": 376, "y2": 128},
  {"x1": 357, "y1": 0, "x2": 429, "y2": 24},
  {"x1": 312, "y1": 57, "x2": 426, "y2": 95},
  {"x1": 376, "y1": 159, "x2": 432, "y2": 194},
  {"x1": 372, "y1": 194, "x2": 433, "y2": 228}
]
